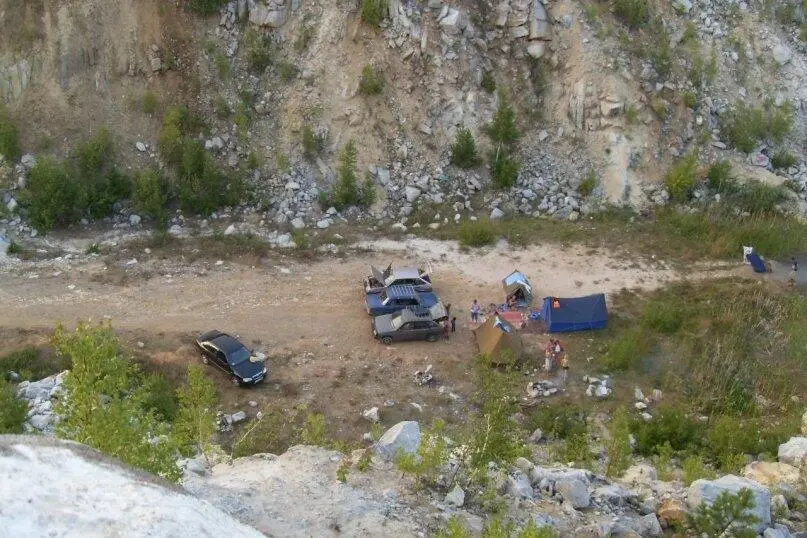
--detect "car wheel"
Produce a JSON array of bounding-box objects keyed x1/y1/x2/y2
[
  {"x1": 426, "y1": 334, "x2": 438, "y2": 342},
  {"x1": 201, "y1": 355, "x2": 209, "y2": 364},
  {"x1": 231, "y1": 376, "x2": 241, "y2": 386},
  {"x1": 380, "y1": 336, "x2": 393, "y2": 345}
]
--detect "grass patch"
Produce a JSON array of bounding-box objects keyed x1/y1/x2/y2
[
  {"x1": 0, "y1": 104, "x2": 21, "y2": 162},
  {"x1": 244, "y1": 28, "x2": 275, "y2": 73},
  {"x1": 663, "y1": 151, "x2": 699, "y2": 202},
  {"x1": 771, "y1": 150, "x2": 797, "y2": 170},
  {"x1": 196, "y1": 234, "x2": 270, "y2": 260},
  {"x1": 187, "y1": 0, "x2": 227, "y2": 14},
  {"x1": 578, "y1": 168, "x2": 597, "y2": 197},
  {"x1": 612, "y1": 0, "x2": 649, "y2": 26},
  {"x1": 481, "y1": 71, "x2": 496, "y2": 94},
  {"x1": 142, "y1": 91, "x2": 157, "y2": 115},
  {"x1": 458, "y1": 220, "x2": 496, "y2": 247},
  {"x1": 0, "y1": 347, "x2": 70, "y2": 381},
  {"x1": 361, "y1": 0, "x2": 388, "y2": 26},
  {"x1": 0, "y1": 378, "x2": 27, "y2": 433}
]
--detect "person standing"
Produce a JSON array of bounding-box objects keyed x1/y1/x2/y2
[
  {"x1": 790, "y1": 256, "x2": 799, "y2": 288},
  {"x1": 560, "y1": 354, "x2": 569, "y2": 383},
  {"x1": 470, "y1": 300, "x2": 480, "y2": 323},
  {"x1": 451, "y1": 317, "x2": 457, "y2": 333}
]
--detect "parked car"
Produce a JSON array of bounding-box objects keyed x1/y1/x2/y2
[
  {"x1": 372, "y1": 308, "x2": 444, "y2": 344},
  {"x1": 195, "y1": 330, "x2": 267, "y2": 387},
  {"x1": 365, "y1": 284, "x2": 444, "y2": 317},
  {"x1": 364, "y1": 263, "x2": 433, "y2": 294}
]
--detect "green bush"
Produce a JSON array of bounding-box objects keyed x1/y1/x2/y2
[
  {"x1": 53, "y1": 322, "x2": 180, "y2": 481},
  {"x1": 6, "y1": 241, "x2": 21, "y2": 255},
  {"x1": 73, "y1": 128, "x2": 131, "y2": 220},
  {"x1": 0, "y1": 346, "x2": 70, "y2": 382},
  {"x1": 631, "y1": 407, "x2": 702, "y2": 456},
  {"x1": 159, "y1": 105, "x2": 194, "y2": 165},
  {"x1": 358, "y1": 65, "x2": 385, "y2": 95},
  {"x1": 706, "y1": 160, "x2": 733, "y2": 191},
  {"x1": 458, "y1": 220, "x2": 496, "y2": 247},
  {"x1": 664, "y1": 151, "x2": 699, "y2": 202},
  {"x1": 0, "y1": 378, "x2": 28, "y2": 434},
  {"x1": 450, "y1": 126, "x2": 481, "y2": 169},
  {"x1": 361, "y1": 0, "x2": 388, "y2": 26},
  {"x1": 625, "y1": 104, "x2": 639, "y2": 124},
  {"x1": 177, "y1": 140, "x2": 243, "y2": 215},
  {"x1": 489, "y1": 149, "x2": 520, "y2": 189},
  {"x1": 578, "y1": 169, "x2": 597, "y2": 197},
  {"x1": 527, "y1": 403, "x2": 588, "y2": 440},
  {"x1": 244, "y1": 28, "x2": 275, "y2": 73},
  {"x1": 725, "y1": 181, "x2": 788, "y2": 215},
  {"x1": 213, "y1": 52, "x2": 230, "y2": 79},
  {"x1": 187, "y1": 0, "x2": 227, "y2": 15},
  {"x1": 133, "y1": 170, "x2": 169, "y2": 228},
  {"x1": 143, "y1": 91, "x2": 157, "y2": 114},
  {"x1": 682, "y1": 454, "x2": 716, "y2": 485},
  {"x1": 301, "y1": 124, "x2": 320, "y2": 160},
  {"x1": 25, "y1": 158, "x2": 82, "y2": 233},
  {"x1": 481, "y1": 71, "x2": 496, "y2": 94},
  {"x1": 142, "y1": 373, "x2": 179, "y2": 422},
  {"x1": 0, "y1": 103, "x2": 20, "y2": 161},
  {"x1": 613, "y1": 0, "x2": 649, "y2": 26},
  {"x1": 771, "y1": 150, "x2": 797, "y2": 170},
  {"x1": 602, "y1": 327, "x2": 652, "y2": 371},
  {"x1": 720, "y1": 101, "x2": 794, "y2": 152},
  {"x1": 361, "y1": 176, "x2": 377, "y2": 207},
  {"x1": 174, "y1": 365, "x2": 218, "y2": 456},
  {"x1": 278, "y1": 60, "x2": 299, "y2": 82}
]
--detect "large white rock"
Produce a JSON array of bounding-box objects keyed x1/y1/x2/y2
[
  {"x1": 405, "y1": 186, "x2": 422, "y2": 203},
  {"x1": 373, "y1": 421, "x2": 420, "y2": 460},
  {"x1": 249, "y1": 6, "x2": 286, "y2": 27},
  {"x1": 555, "y1": 477, "x2": 590, "y2": 508},
  {"x1": 772, "y1": 44, "x2": 793, "y2": 65},
  {"x1": 621, "y1": 463, "x2": 658, "y2": 487},
  {"x1": 778, "y1": 437, "x2": 807, "y2": 467},
  {"x1": 506, "y1": 472, "x2": 534, "y2": 499},
  {"x1": 687, "y1": 475, "x2": 770, "y2": 532},
  {"x1": 445, "y1": 483, "x2": 465, "y2": 507},
  {"x1": 438, "y1": 8, "x2": 463, "y2": 35},
  {"x1": 0, "y1": 436, "x2": 263, "y2": 537},
  {"x1": 742, "y1": 461, "x2": 802, "y2": 487}
]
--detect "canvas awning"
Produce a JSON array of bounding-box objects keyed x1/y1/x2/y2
[{"x1": 472, "y1": 316, "x2": 522, "y2": 365}]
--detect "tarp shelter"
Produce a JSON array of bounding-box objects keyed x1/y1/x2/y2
[
  {"x1": 502, "y1": 270, "x2": 533, "y2": 307},
  {"x1": 472, "y1": 316, "x2": 522, "y2": 365},
  {"x1": 541, "y1": 294, "x2": 608, "y2": 333}
]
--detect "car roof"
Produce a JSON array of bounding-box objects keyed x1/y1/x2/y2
[
  {"x1": 391, "y1": 267, "x2": 421, "y2": 279},
  {"x1": 210, "y1": 334, "x2": 247, "y2": 354},
  {"x1": 386, "y1": 284, "x2": 418, "y2": 299},
  {"x1": 397, "y1": 307, "x2": 437, "y2": 323}
]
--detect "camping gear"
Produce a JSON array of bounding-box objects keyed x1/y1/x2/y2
[
  {"x1": 502, "y1": 270, "x2": 534, "y2": 308},
  {"x1": 499, "y1": 310, "x2": 527, "y2": 329},
  {"x1": 746, "y1": 252, "x2": 768, "y2": 273},
  {"x1": 743, "y1": 246, "x2": 754, "y2": 264},
  {"x1": 472, "y1": 316, "x2": 523, "y2": 365},
  {"x1": 541, "y1": 294, "x2": 608, "y2": 333}
]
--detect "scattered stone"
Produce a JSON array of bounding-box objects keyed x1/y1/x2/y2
[
  {"x1": 135, "y1": 142, "x2": 147, "y2": 152},
  {"x1": 772, "y1": 44, "x2": 793, "y2": 65},
  {"x1": 362, "y1": 407, "x2": 380, "y2": 423},
  {"x1": 556, "y1": 477, "x2": 590, "y2": 509},
  {"x1": 527, "y1": 428, "x2": 544, "y2": 444},
  {"x1": 656, "y1": 498, "x2": 688, "y2": 528},
  {"x1": 445, "y1": 484, "x2": 465, "y2": 507},
  {"x1": 490, "y1": 207, "x2": 505, "y2": 220},
  {"x1": 230, "y1": 411, "x2": 247, "y2": 423},
  {"x1": 374, "y1": 421, "x2": 421, "y2": 460},
  {"x1": 405, "y1": 186, "x2": 422, "y2": 203},
  {"x1": 506, "y1": 472, "x2": 534, "y2": 499},
  {"x1": 129, "y1": 214, "x2": 141, "y2": 226},
  {"x1": 778, "y1": 437, "x2": 807, "y2": 467},
  {"x1": 223, "y1": 224, "x2": 236, "y2": 236},
  {"x1": 743, "y1": 461, "x2": 801, "y2": 487},
  {"x1": 291, "y1": 217, "x2": 305, "y2": 230},
  {"x1": 622, "y1": 464, "x2": 658, "y2": 487}
]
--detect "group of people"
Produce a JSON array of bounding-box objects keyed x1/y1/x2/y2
[{"x1": 544, "y1": 338, "x2": 569, "y2": 379}]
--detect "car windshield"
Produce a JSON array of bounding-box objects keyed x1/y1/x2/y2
[
  {"x1": 228, "y1": 347, "x2": 250, "y2": 366},
  {"x1": 390, "y1": 312, "x2": 404, "y2": 330}
]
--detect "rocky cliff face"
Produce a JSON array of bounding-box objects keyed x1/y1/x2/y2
[{"x1": 0, "y1": 435, "x2": 264, "y2": 537}]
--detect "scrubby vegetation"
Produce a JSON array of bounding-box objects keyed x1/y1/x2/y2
[
  {"x1": 0, "y1": 378, "x2": 27, "y2": 434},
  {"x1": 133, "y1": 170, "x2": 169, "y2": 228},
  {"x1": 187, "y1": 0, "x2": 227, "y2": 15},
  {"x1": 481, "y1": 71, "x2": 497, "y2": 94},
  {"x1": 360, "y1": 0, "x2": 388, "y2": 26},
  {"x1": 719, "y1": 100, "x2": 794, "y2": 152},
  {"x1": 358, "y1": 65, "x2": 385, "y2": 95},
  {"x1": 458, "y1": 219, "x2": 496, "y2": 247},
  {"x1": 0, "y1": 103, "x2": 21, "y2": 161},
  {"x1": 0, "y1": 346, "x2": 70, "y2": 382},
  {"x1": 613, "y1": 0, "x2": 650, "y2": 27},
  {"x1": 663, "y1": 151, "x2": 698, "y2": 201}
]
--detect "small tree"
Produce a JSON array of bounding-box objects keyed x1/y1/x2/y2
[
  {"x1": 487, "y1": 92, "x2": 520, "y2": 147},
  {"x1": 358, "y1": 65, "x2": 385, "y2": 95},
  {"x1": 53, "y1": 322, "x2": 180, "y2": 481},
  {"x1": 687, "y1": 488, "x2": 759, "y2": 538},
  {"x1": 490, "y1": 149, "x2": 521, "y2": 189},
  {"x1": 25, "y1": 158, "x2": 82, "y2": 233},
  {"x1": 450, "y1": 126, "x2": 481, "y2": 169},
  {"x1": 326, "y1": 139, "x2": 373, "y2": 210},
  {"x1": 174, "y1": 365, "x2": 218, "y2": 458},
  {"x1": 663, "y1": 151, "x2": 699, "y2": 202},
  {"x1": 301, "y1": 125, "x2": 319, "y2": 161}
]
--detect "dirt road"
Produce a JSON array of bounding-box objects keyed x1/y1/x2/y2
[{"x1": 0, "y1": 236, "x2": 727, "y2": 442}]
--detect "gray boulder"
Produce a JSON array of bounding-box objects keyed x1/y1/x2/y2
[
  {"x1": 405, "y1": 186, "x2": 421, "y2": 203},
  {"x1": 373, "y1": 421, "x2": 420, "y2": 460},
  {"x1": 687, "y1": 475, "x2": 770, "y2": 532},
  {"x1": 555, "y1": 477, "x2": 590, "y2": 509},
  {"x1": 778, "y1": 437, "x2": 807, "y2": 467},
  {"x1": 445, "y1": 483, "x2": 465, "y2": 507},
  {"x1": 506, "y1": 472, "x2": 534, "y2": 499},
  {"x1": 632, "y1": 514, "x2": 662, "y2": 537}
]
